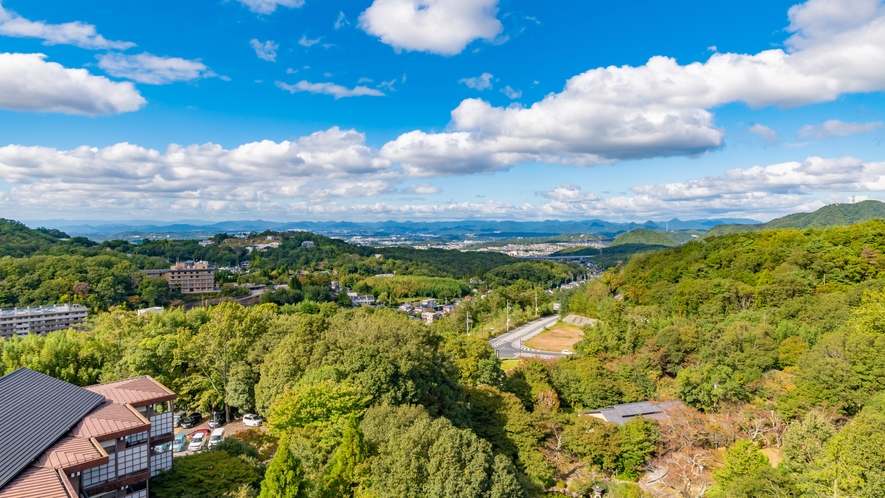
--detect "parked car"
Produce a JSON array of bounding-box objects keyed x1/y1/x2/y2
[
  {"x1": 187, "y1": 429, "x2": 211, "y2": 439},
  {"x1": 173, "y1": 411, "x2": 187, "y2": 427},
  {"x1": 208, "y1": 411, "x2": 226, "y2": 429},
  {"x1": 207, "y1": 428, "x2": 225, "y2": 449},
  {"x1": 172, "y1": 434, "x2": 188, "y2": 452},
  {"x1": 153, "y1": 442, "x2": 172, "y2": 454},
  {"x1": 242, "y1": 414, "x2": 263, "y2": 427},
  {"x1": 562, "y1": 349, "x2": 576, "y2": 355},
  {"x1": 188, "y1": 432, "x2": 207, "y2": 452},
  {"x1": 180, "y1": 413, "x2": 202, "y2": 428}
]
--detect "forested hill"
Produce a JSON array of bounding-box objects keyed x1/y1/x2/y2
[
  {"x1": 558, "y1": 219, "x2": 885, "y2": 493},
  {"x1": 706, "y1": 200, "x2": 885, "y2": 236},
  {"x1": 0, "y1": 218, "x2": 79, "y2": 257},
  {"x1": 609, "y1": 228, "x2": 679, "y2": 247}
]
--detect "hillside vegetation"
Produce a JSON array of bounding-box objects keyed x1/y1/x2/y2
[
  {"x1": 557, "y1": 219, "x2": 885, "y2": 494},
  {"x1": 706, "y1": 200, "x2": 885, "y2": 236},
  {"x1": 609, "y1": 228, "x2": 679, "y2": 247}
]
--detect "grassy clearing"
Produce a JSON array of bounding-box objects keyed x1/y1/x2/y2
[
  {"x1": 525, "y1": 324, "x2": 585, "y2": 352},
  {"x1": 500, "y1": 359, "x2": 521, "y2": 371}
]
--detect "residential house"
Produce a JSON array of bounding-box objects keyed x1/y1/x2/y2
[{"x1": 422, "y1": 311, "x2": 442, "y2": 324}]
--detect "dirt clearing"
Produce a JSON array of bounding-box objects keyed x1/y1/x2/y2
[{"x1": 524, "y1": 324, "x2": 585, "y2": 352}]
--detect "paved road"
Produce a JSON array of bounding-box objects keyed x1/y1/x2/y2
[{"x1": 489, "y1": 315, "x2": 566, "y2": 359}]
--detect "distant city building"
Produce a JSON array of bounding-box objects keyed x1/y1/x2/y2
[
  {"x1": 442, "y1": 304, "x2": 456, "y2": 314},
  {"x1": 198, "y1": 239, "x2": 213, "y2": 247},
  {"x1": 398, "y1": 303, "x2": 414, "y2": 313},
  {"x1": 0, "y1": 304, "x2": 88, "y2": 338},
  {"x1": 421, "y1": 299, "x2": 437, "y2": 308},
  {"x1": 302, "y1": 241, "x2": 315, "y2": 248},
  {"x1": 0, "y1": 368, "x2": 176, "y2": 497},
  {"x1": 330, "y1": 281, "x2": 342, "y2": 293},
  {"x1": 144, "y1": 261, "x2": 216, "y2": 294}
]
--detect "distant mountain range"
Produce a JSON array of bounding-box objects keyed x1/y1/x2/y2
[
  {"x1": 23, "y1": 217, "x2": 759, "y2": 241},
  {"x1": 705, "y1": 200, "x2": 885, "y2": 237}
]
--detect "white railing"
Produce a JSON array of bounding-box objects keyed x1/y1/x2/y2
[{"x1": 123, "y1": 490, "x2": 147, "y2": 498}]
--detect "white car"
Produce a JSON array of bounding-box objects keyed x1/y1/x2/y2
[
  {"x1": 562, "y1": 349, "x2": 576, "y2": 355},
  {"x1": 243, "y1": 414, "x2": 263, "y2": 427},
  {"x1": 207, "y1": 428, "x2": 225, "y2": 449},
  {"x1": 188, "y1": 433, "x2": 207, "y2": 452}
]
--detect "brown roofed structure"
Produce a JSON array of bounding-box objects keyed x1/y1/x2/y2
[
  {"x1": 0, "y1": 369, "x2": 176, "y2": 498},
  {"x1": 34, "y1": 435, "x2": 107, "y2": 473},
  {"x1": 85, "y1": 376, "x2": 176, "y2": 407},
  {"x1": 0, "y1": 466, "x2": 71, "y2": 498},
  {"x1": 72, "y1": 402, "x2": 149, "y2": 441}
]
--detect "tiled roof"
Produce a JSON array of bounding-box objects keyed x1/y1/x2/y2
[
  {"x1": 34, "y1": 435, "x2": 106, "y2": 471},
  {"x1": 72, "y1": 402, "x2": 148, "y2": 440},
  {"x1": 0, "y1": 368, "x2": 105, "y2": 490},
  {"x1": 0, "y1": 466, "x2": 71, "y2": 498},
  {"x1": 85, "y1": 376, "x2": 176, "y2": 406}
]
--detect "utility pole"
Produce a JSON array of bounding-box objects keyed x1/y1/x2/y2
[
  {"x1": 506, "y1": 301, "x2": 511, "y2": 331},
  {"x1": 535, "y1": 291, "x2": 538, "y2": 318},
  {"x1": 466, "y1": 311, "x2": 471, "y2": 335}
]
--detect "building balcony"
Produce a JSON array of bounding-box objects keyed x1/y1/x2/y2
[{"x1": 149, "y1": 410, "x2": 173, "y2": 439}]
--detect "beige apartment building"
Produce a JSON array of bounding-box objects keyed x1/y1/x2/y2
[{"x1": 144, "y1": 261, "x2": 216, "y2": 294}]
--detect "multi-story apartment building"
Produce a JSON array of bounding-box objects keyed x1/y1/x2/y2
[
  {"x1": 0, "y1": 304, "x2": 88, "y2": 338},
  {"x1": 0, "y1": 368, "x2": 176, "y2": 498},
  {"x1": 144, "y1": 260, "x2": 216, "y2": 294}
]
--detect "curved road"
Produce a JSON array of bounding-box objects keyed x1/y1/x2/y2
[{"x1": 489, "y1": 315, "x2": 565, "y2": 359}]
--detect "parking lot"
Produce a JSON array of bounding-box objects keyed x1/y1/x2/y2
[{"x1": 173, "y1": 416, "x2": 259, "y2": 457}]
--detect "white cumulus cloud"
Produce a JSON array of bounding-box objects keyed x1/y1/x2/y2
[
  {"x1": 298, "y1": 35, "x2": 322, "y2": 47},
  {"x1": 459, "y1": 72, "x2": 492, "y2": 90},
  {"x1": 237, "y1": 0, "x2": 305, "y2": 15},
  {"x1": 276, "y1": 80, "x2": 385, "y2": 99},
  {"x1": 250, "y1": 39, "x2": 279, "y2": 62},
  {"x1": 405, "y1": 183, "x2": 442, "y2": 195},
  {"x1": 380, "y1": 0, "x2": 885, "y2": 176},
  {"x1": 500, "y1": 85, "x2": 521, "y2": 99},
  {"x1": 0, "y1": 52, "x2": 144, "y2": 115},
  {"x1": 97, "y1": 52, "x2": 215, "y2": 85},
  {"x1": 0, "y1": 127, "x2": 398, "y2": 218},
  {"x1": 359, "y1": 0, "x2": 503, "y2": 55},
  {"x1": 539, "y1": 184, "x2": 599, "y2": 202},
  {"x1": 749, "y1": 124, "x2": 779, "y2": 144},
  {"x1": 798, "y1": 119, "x2": 884, "y2": 139},
  {"x1": 0, "y1": 3, "x2": 134, "y2": 50}
]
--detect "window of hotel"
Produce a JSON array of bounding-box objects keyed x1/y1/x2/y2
[
  {"x1": 82, "y1": 453, "x2": 116, "y2": 487},
  {"x1": 125, "y1": 430, "x2": 148, "y2": 447},
  {"x1": 118, "y1": 445, "x2": 149, "y2": 476}
]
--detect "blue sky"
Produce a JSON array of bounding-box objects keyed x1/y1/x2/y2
[{"x1": 0, "y1": 0, "x2": 883, "y2": 222}]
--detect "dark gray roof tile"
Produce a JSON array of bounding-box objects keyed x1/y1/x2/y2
[{"x1": 0, "y1": 368, "x2": 105, "y2": 490}]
